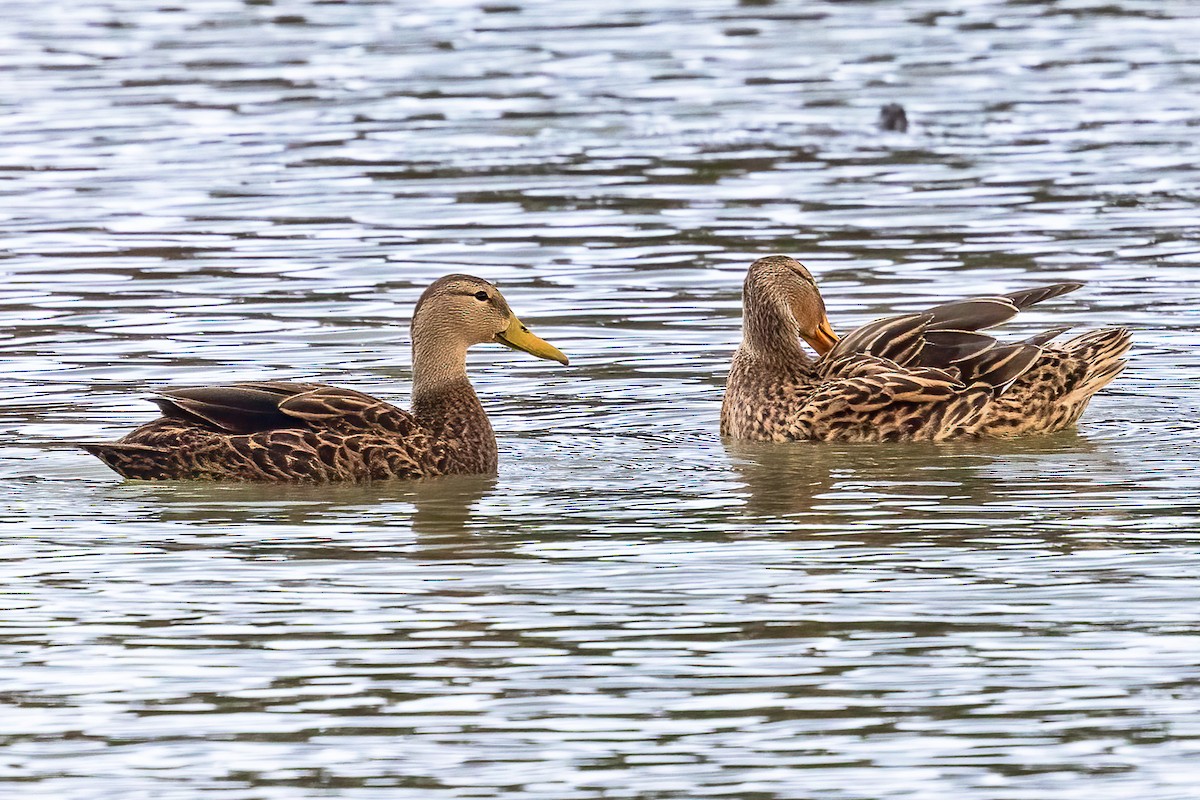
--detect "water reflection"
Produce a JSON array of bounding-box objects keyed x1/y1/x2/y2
[
  {"x1": 724, "y1": 432, "x2": 1097, "y2": 524},
  {"x1": 96, "y1": 473, "x2": 499, "y2": 556}
]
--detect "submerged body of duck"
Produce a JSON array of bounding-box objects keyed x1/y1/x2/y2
[
  {"x1": 80, "y1": 274, "x2": 568, "y2": 482},
  {"x1": 721, "y1": 256, "x2": 1130, "y2": 443}
]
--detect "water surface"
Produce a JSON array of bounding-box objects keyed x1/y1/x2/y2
[{"x1": 3, "y1": 1, "x2": 1200, "y2": 798}]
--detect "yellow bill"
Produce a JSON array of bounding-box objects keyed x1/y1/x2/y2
[
  {"x1": 495, "y1": 316, "x2": 569, "y2": 365},
  {"x1": 802, "y1": 317, "x2": 839, "y2": 356}
]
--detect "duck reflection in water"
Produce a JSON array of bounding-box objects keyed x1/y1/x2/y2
[
  {"x1": 114, "y1": 473, "x2": 499, "y2": 556},
  {"x1": 725, "y1": 431, "x2": 1100, "y2": 524}
]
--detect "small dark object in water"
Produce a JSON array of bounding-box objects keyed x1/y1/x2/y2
[{"x1": 878, "y1": 103, "x2": 908, "y2": 132}]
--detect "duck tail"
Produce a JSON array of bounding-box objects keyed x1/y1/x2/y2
[
  {"x1": 1063, "y1": 327, "x2": 1132, "y2": 399},
  {"x1": 75, "y1": 442, "x2": 170, "y2": 480}
]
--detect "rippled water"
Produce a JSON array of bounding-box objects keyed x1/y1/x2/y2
[{"x1": 3, "y1": 0, "x2": 1200, "y2": 797}]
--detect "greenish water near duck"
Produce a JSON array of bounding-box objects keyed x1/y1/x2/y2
[{"x1": 3, "y1": 1, "x2": 1200, "y2": 797}]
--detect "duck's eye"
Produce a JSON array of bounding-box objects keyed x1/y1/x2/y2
[{"x1": 474, "y1": 290, "x2": 489, "y2": 301}]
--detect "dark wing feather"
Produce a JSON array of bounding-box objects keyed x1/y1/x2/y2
[
  {"x1": 924, "y1": 282, "x2": 1082, "y2": 331},
  {"x1": 824, "y1": 313, "x2": 931, "y2": 365},
  {"x1": 959, "y1": 342, "x2": 1042, "y2": 388},
  {"x1": 1003, "y1": 283, "x2": 1082, "y2": 310},
  {"x1": 822, "y1": 283, "x2": 1083, "y2": 393},
  {"x1": 923, "y1": 297, "x2": 1021, "y2": 332},
  {"x1": 920, "y1": 330, "x2": 997, "y2": 365},
  {"x1": 152, "y1": 381, "x2": 419, "y2": 436},
  {"x1": 917, "y1": 330, "x2": 1041, "y2": 388},
  {"x1": 1022, "y1": 326, "x2": 1072, "y2": 347},
  {"x1": 153, "y1": 382, "x2": 321, "y2": 434}
]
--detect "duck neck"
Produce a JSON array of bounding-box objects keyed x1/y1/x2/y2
[
  {"x1": 411, "y1": 337, "x2": 497, "y2": 474},
  {"x1": 741, "y1": 291, "x2": 811, "y2": 368}
]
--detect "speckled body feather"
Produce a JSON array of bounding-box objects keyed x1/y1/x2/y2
[
  {"x1": 720, "y1": 256, "x2": 1131, "y2": 443},
  {"x1": 79, "y1": 381, "x2": 496, "y2": 482}
]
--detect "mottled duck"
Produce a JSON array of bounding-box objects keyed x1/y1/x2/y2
[
  {"x1": 80, "y1": 274, "x2": 568, "y2": 481},
  {"x1": 721, "y1": 255, "x2": 1130, "y2": 442}
]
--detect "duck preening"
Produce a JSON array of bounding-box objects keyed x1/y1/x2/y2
[{"x1": 721, "y1": 255, "x2": 1130, "y2": 443}]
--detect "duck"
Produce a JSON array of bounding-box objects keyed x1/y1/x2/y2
[
  {"x1": 79, "y1": 274, "x2": 569, "y2": 481},
  {"x1": 720, "y1": 255, "x2": 1131, "y2": 443}
]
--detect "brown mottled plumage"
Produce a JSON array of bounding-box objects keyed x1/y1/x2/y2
[
  {"x1": 79, "y1": 275, "x2": 568, "y2": 482},
  {"x1": 720, "y1": 255, "x2": 1131, "y2": 443}
]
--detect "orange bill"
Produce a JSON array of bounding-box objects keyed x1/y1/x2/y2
[{"x1": 802, "y1": 317, "x2": 839, "y2": 356}]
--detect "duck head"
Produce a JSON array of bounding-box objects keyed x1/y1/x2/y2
[{"x1": 742, "y1": 256, "x2": 839, "y2": 356}]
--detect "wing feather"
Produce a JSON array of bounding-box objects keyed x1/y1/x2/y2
[
  {"x1": 823, "y1": 283, "x2": 1081, "y2": 395},
  {"x1": 153, "y1": 382, "x2": 320, "y2": 434},
  {"x1": 151, "y1": 381, "x2": 420, "y2": 436},
  {"x1": 1003, "y1": 283, "x2": 1082, "y2": 309},
  {"x1": 924, "y1": 297, "x2": 1020, "y2": 332},
  {"x1": 825, "y1": 313, "x2": 930, "y2": 364}
]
